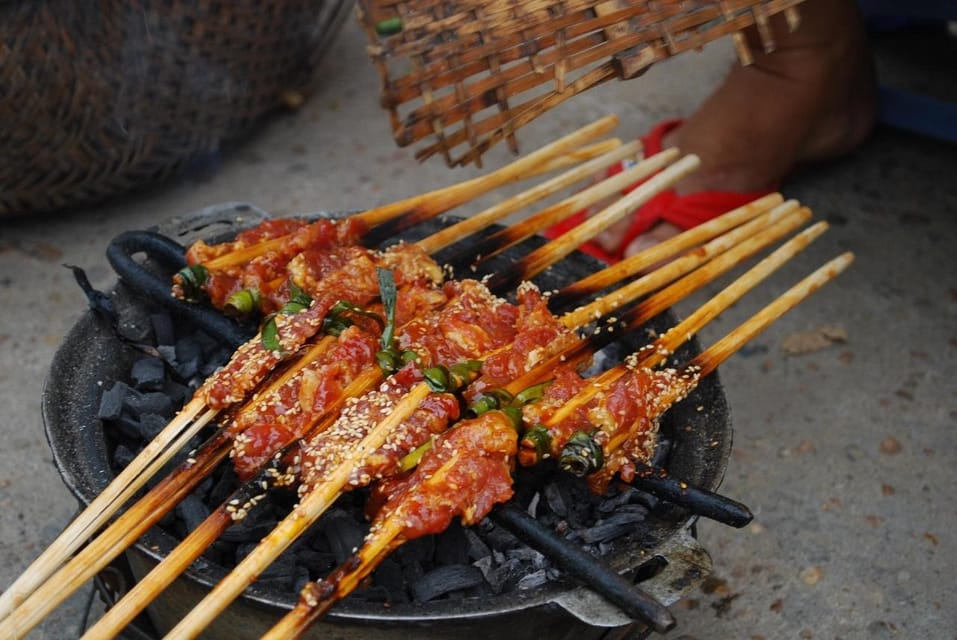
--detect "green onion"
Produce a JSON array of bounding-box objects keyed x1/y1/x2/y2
[
  {"x1": 322, "y1": 317, "x2": 351, "y2": 337},
  {"x1": 175, "y1": 264, "x2": 208, "y2": 302},
  {"x1": 374, "y1": 16, "x2": 403, "y2": 36},
  {"x1": 521, "y1": 424, "x2": 552, "y2": 461},
  {"x1": 514, "y1": 381, "x2": 552, "y2": 406},
  {"x1": 559, "y1": 431, "x2": 604, "y2": 476},
  {"x1": 500, "y1": 406, "x2": 524, "y2": 431},
  {"x1": 261, "y1": 315, "x2": 281, "y2": 352},
  {"x1": 401, "y1": 350, "x2": 420, "y2": 364},
  {"x1": 423, "y1": 365, "x2": 451, "y2": 392},
  {"x1": 376, "y1": 350, "x2": 401, "y2": 375},
  {"x1": 450, "y1": 360, "x2": 483, "y2": 388},
  {"x1": 329, "y1": 300, "x2": 385, "y2": 329},
  {"x1": 468, "y1": 388, "x2": 514, "y2": 416},
  {"x1": 224, "y1": 289, "x2": 261, "y2": 316},
  {"x1": 398, "y1": 439, "x2": 433, "y2": 472}
]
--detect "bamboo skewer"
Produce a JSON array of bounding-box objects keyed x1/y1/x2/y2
[
  {"x1": 486, "y1": 153, "x2": 701, "y2": 292},
  {"x1": 202, "y1": 115, "x2": 619, "y2": 271},
  {"x1": 558, "y1": 199, "x2": 802, "y2": 327},
  {"x1": 79, "y1": 368, "x2": 384, "y2": 640},
  {"x1": 0, "y1": 397, "x2": 212, "y2": 623},
  {"x1": 448, "y1": 146, "x2": 679, "y2": 266},
  {"x1": 545, "y1": 217, "x2": 827, "y2": 426},
  {"x1": 551, "y1": 192, "x2": 786, "y2": 307},
  {"x1": 416, "y1": 139, "x2": 640, "y2": 255},
  {"x1": 0, "y1": 336, "x2": 349, "y2": 637}
]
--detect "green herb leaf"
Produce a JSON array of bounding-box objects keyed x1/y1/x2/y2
[
  {"x1": 377, "y1": 268, "x2": 397, "y2": 351},
  {"x1": 261, "y1": 314, "x2": 281, "y2": 352}
]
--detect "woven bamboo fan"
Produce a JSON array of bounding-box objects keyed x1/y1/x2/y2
[{"x1": 357, "y1": 0, "x2": 806, "y2": 167}]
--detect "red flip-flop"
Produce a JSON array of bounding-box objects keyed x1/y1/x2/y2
[{"x1": 544, "y1": 119, "x2": 778, "y2": 264}]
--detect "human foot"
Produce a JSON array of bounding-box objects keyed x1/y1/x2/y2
[{"x1": 600, "y1": 0, "x2": 878, "y2": 260}]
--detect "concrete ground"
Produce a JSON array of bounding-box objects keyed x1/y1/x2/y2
[{"x1": 1, "y1": 17, "x2": 955, "y2": 640}]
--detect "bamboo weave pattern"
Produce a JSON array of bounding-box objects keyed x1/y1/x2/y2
[{"x1": 357, "y1": 0, "x2": 805, "y2": 166}]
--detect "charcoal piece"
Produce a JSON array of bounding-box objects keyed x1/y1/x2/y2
[
  {"x1": 399, "y1": 535, "x2": 435, "y2": 566},
  {"x1": 194, "y1": 330, "x2": 223, "y2": 358},
  {"x1": 295, "y1": 548, "x2": 337, "y2": 576},
  {"x1": 97, "y1": 382, "x2": 132, "y2": 421},
  {"x1": 256, "y1": 555, "x2": 298, "y2": 591},
  {"x1": 543, "y1": 482, "x2": 568, "y2": 518},
  {"x1": 176, "y1": 335, "x2": 203, "y2": 362},
  {"x1": 598, "y1": 487, "x2": 643, "y2": 514},
  {"x1": 112, "y1": 444, "x2": 135, "y2": 470},
  {"x1": 111, "y1": 415, "x2": 147, "y2": 441},
  {"x1": 411, "y1": 565, "x2": 486, "y2": 602},
  {"x1": 162, "y1": 379, "x2": 190, "y2": 407},
  {"x1": 136, "y1": 414, "x2": 169, "y2": 441},
  {"x1": 482, "y1": 524, "x2": 521, "y2": 551},
  {"x1": 434, "y1": 521, "x2": 470, "y2": 566},
  {"x1": 131, "y1": 356, "x2": 166, "y2": 391},
  {"x1": 157, "y1": 345, "x2": 178, "y2": 367},
  {"x1": 370, "y1": 557, "x2": 408, "y2": 603},
  {"x1": 463, "y1": 528, "x2": 491, "y2": 561},
  {"x1": 219, "y1": 508, "x2": 279, "y2": 544},
  {"x1": 151, "y1": 313, "x2": 176, "y2": 347},
  {"x1": 319, "y1": 509, "x2": 366, "y2": 564},
  {"x1": 176, "y1": 494, "x2": 211, "y2": 534},
  {"x1": 515, "y1": 568, "x2": 550, "y2": 590},
  {"x1": 627, "y1": 490, "x2": 661, "y2": 511},
  {"x1": 174, "y1": 356, "x2": 201, "y2": 381},
  {"x1": 577, "y1": 510, "x2": 648, "y2": 544},
  {"x1": 124, "y1": 391, "x2": 174, "y2": 419},
  {"x1": 207, "y1": 464, "x2": 241, "y2": 507}
]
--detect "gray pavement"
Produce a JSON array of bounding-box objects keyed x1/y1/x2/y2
[{"x1": 1, "y1": 19, "x2": 955, "y2": 640}]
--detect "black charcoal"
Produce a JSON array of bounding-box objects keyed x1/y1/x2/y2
[
  {"x1": 131, "y1": 356, "x2": 166, "y2": 391},
  {"x1": 176, "y1": 494, "x2": 211, "y2": 534},
  {"x1": 97, "y1": 382, "x2": 131, "y2": 421},
  {"x1": 151, "y1": 312, "x2": 175, "y2": 346},
  {"x1": 319, "y1": 509, "x2": 366, "y2": 564},
  {"x1": 577, "y1": 510, "x2": 648, "y2": 544},
  {"x1": 434, "y1": 521, "x2": 470, "y2": 566},
  {"x1": 124, "y1": 391, "x2": 174, "y2": 419},
  {"x1": 411, "y1": 565, "x2": 486, "y2": 602}
]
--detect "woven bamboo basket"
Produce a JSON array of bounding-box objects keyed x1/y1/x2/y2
[
  {"x1": 0, "y1": 0, "x2": 351, "y2": 217},
  {"x1": 357, "y1": 0, "x2": 806, "y2": 167}
]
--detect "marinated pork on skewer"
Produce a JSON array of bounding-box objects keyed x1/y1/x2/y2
[
  {"x1": 83, "y1": 192, "x2": 801, "y2": 639},
  {"x1": 263, "y1": 251, "x2": 853, "y2": 640}
]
